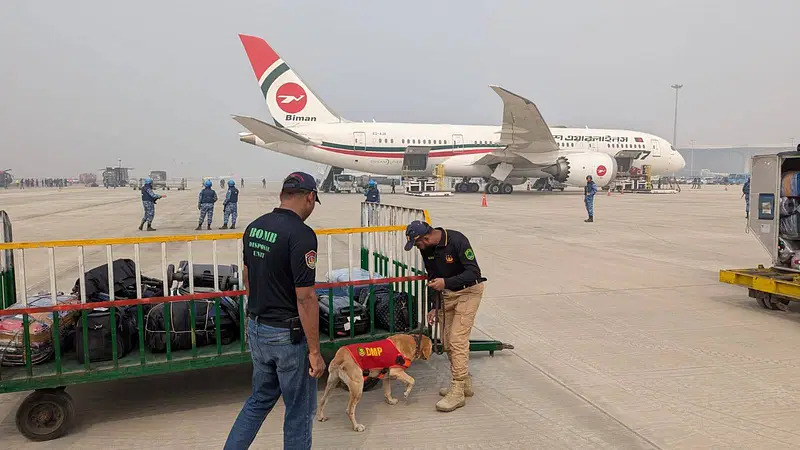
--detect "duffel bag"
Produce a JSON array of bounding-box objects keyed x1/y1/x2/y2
[{"x1": 75, "y1": 307, "x2": 137, "y2": 363}]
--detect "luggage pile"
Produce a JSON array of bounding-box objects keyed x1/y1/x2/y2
[
  {"x1": 0, "y1": 259, "x2": 243, "y2": 367},
  {"x1": 318, "y1": 268, "x2": 416, "y2": 337},
  {"x1": 0, "y1": 293, "x2": 80, "y2": 366}
]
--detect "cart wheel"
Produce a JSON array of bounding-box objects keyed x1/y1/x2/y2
[
  {"x1": 756, "y1": 296, "x2": 768, "y2": 309},
  {"x1": 764, "y1": 295, "x2": 790, "y2": 311},
  {"x1": 16, "y1": 389, "x2": 75, "y2": 441}
]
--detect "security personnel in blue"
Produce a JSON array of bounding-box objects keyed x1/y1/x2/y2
[
  {"x1": 138, "y1": 178, "x2": 165, "y2": 231},
  {"x1": 220, "y1": 179, "x2": 239, "y2": 230},
  {"x1": 364, "y1": 179, "x2": 381, "y2": 203},
  {"x1": 195, "y1": 180, "x2": 218, "y2": 231},
  {"x1": 404, "y1": 220, "x2": 486, "y2": 413},
  {"x1": 224, "y1": 171, "x2": 325, "y2": 450},
  {"x1": 584, "y1": 175, "x2": 598, "y2": 223},
  {"x1": 742, "y1": 176, "x2": 751, "y2": 219}
]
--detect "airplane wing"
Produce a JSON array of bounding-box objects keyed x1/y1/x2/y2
[
  {"x1": 490, "y1": 85, "x2": 559, "y2": 154},
  {"x1": 232, "y1": 115, "x2": 310, "y2": 145}
]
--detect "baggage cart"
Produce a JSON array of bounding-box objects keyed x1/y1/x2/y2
[
  {"x1": 720, "y1": 152, "x2": 800, "y2": 310},
  {"x1": 0, "y1": 205, "x2": 511, "y2": 441}
]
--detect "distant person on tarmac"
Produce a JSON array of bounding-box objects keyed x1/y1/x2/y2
[
  {"x1": 221, "y1": 179, "x2": 239, "y2": 230},
  {"x1": 220, "y1": 179, "x2": 226, "y2": 189},
  {"x1": 584, "y1": 175, "x2": 598, "y2": 223},
  {"x1": 196, "y1": 180, "x2": 218, "y2": 230},
  {"x1": 391, "y1": 178, "x2": 397, "y2": 193},
  {"x1": 262, "y1": 178, "x2": 266, "y2": 189},
  {"x1": 240, "y1": 178, "x2": 245, "y2": 188},
  {"x1": 743, "y1": 177, "x2": 751, "y2": 219},
  {"x1": 139, "y1": 178, "x2": 165, "y2": 231},
  {"x1": 364, "y1": 179, "x2": 380, "y2": 203}
]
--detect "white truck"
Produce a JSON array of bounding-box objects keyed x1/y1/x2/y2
[{"x1": 333, "y1": 174, "x2": 357, "y2": 193}]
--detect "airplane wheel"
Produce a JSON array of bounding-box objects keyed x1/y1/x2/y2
[
  {"x1": 501, "y1": 183, "x2": 513, "y2": 194},
  {"x1": 456, "y1": 183, "x2": 468, "y2": 193},
  {"x1": 487, "y1": 183, "x2": 501, "y2": 195},
  {"x1": 468, "y1": 183, "x2": 479, "y2": 193}
]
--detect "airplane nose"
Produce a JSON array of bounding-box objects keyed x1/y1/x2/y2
[{"x1": 676, "y1": 152, "x2": 686, "y2": 170}]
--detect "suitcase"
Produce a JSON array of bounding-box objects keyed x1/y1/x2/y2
[
  {"x1": 782, "y1": 171, "x2": 800, "y2": 197},
  {"x1": 318, "y1": 294, "x2": 369, "y2": 337},
  {"x1": 75, "y1": 307, "x2": 138, "y2": 363},
  {"x1": 780, "y1": 213, "x2": 800, "y2": 239},
  {"x1": 781, "y1": 198, "x2": 800, "y2": 217},
  {"x1": 172, "y1": 261, "x2": 239, "y2": 290}
]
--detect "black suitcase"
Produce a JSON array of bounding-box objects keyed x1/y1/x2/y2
[
  {"x1": 145, "y1": 289, "x2": 241, "y2": 353},
  {"x1": 318, "y1": 294, "x2": 369, "y2": 337},
  {"x1": 171, "y1": 261, "x2": 239, "y2": 290},
  {"x1": 75, "y1": 307, "x2": 138, "y2": 363}
]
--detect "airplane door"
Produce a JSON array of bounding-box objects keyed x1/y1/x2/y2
[
  {"x1": 354, "y1": 132, "x2": 366, "y2": 151},
  {"x1": 452, "y1": 134, "x2": 464, "y2": 152},
  {"x1": 650, "y1": 139, "x2": 661, "y2": 157}
]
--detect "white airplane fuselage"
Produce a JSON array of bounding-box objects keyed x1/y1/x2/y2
[{"x1": 243, "y1": 122, "x2": 685, "y2": 180}]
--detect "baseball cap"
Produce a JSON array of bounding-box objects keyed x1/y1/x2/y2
[
  {"x1": 282, "y1": 171, "x2": 321, "y2": 204},
  {"x1": 404, "y1": 220, "x2": 432, "y2": 251}
]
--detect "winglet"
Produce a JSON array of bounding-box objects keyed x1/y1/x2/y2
[{"x1": 238, "y1": 34, "x2": 281, "y2": 81}]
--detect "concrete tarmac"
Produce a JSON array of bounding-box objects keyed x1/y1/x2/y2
[{"x1": 1, "y1": 184, "x2": 796, "y2": 449}]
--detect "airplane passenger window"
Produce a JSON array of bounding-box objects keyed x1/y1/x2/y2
[{"x1": 391, "y1": 139, "x2": 394, "y2": 143}]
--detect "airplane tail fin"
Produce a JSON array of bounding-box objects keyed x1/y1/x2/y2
[{"x1": 238, "y1": 34, "x2": 343, "y2": 127}]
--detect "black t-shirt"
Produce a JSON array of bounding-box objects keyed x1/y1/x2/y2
[
  {"x1": 242, "y1": 208, "x2": 317, "y2": 321},
  {"x1": 420, "y1": 228, "x2": 486, "y2": 291}
]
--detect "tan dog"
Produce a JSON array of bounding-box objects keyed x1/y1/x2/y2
[{"x1": 317, "y1": 334, "x2": 433, "y2": 432}]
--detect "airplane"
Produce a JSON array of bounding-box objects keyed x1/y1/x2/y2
[{"x1": 233, "y1": 34, "x2": 686, "y2": 194}]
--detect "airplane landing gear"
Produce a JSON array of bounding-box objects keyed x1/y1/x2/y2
[
  {"x1": 455, "y1": 179, "x2": 480, "y2": 193},
  {"x1": 485, "y1": 181, "x2": 513, "y2": 194}
]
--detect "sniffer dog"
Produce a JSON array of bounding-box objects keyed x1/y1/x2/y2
[{"x1": 316, "y1": 333, "x2": 433, "y2": 432}]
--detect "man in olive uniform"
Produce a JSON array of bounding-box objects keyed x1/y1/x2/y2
[{"x1": 404, "y1": 220, "x2": 486, "y2": 412}]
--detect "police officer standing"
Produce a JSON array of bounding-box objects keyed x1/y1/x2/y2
[
  {"x1": 404, "y1": 220, "x2": 486, "y2": 413},
  {"x1": 221, "y1": 179, "x2": 239, "y2": 230},
  {"x1": 224, "y1": 171, "x2": 325, "y2": 450},
  {"x1": 139, "y1": 178, "x2": 164, "y2": 231},
  {"x1": 196, "y1": 180, "x2": 218, "y2": 230},
  {"x1": 743, "y1": 176, "x2": 751, "y2": 219},
  {"x1": 364, "y1": 179, "x2": 380, "y2": 203},
  {"x1": 584, "y1": 175, "x2": 598, "y2": 223}
]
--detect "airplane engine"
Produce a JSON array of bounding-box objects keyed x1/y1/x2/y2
[{"x1": 542, "y1": 153, "x2": 617, "y2": 187}]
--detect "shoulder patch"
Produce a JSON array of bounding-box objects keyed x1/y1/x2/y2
[
  {"x1": 464, "y1": 248, "x2": 475, "y2": 261},
  {"x1": 305, "y1": 250, "x2": 317, "y2": 269}
]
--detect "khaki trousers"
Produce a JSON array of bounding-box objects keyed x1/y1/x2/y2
[{"x1": 438, "y1": 283, "x2": 484, "y2": 380}]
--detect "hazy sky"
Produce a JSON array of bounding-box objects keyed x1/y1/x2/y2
[{"x1": 2, "y1": 1, "x2": 798, "y2": 178}]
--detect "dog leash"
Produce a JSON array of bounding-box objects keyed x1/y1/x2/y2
[{"x1": 431, "y1": 291, "x2": 446, "y2": 355}]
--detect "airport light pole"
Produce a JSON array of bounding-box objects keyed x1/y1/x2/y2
[{"x1": 671, "y1": 84, "x2": 683, "y2": 147}]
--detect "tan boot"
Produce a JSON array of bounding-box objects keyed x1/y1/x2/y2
[
  {"x1": 439, "y1": 374, "x2": 473, "y2": 397},
  {"x1": 436, "y1": 379, "x2": 466, "y2": 412}
]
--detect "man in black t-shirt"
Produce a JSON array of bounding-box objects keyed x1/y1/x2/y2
[{"x1": 225, "y1": 172, "x2": 324, "y2": 450}]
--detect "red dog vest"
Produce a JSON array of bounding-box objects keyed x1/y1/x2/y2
[{"x1": 345, "y1": 339, "x2": 410, "y2": 379}]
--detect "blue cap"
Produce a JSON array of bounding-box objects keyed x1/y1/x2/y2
[
  {"x1": 282, "y1": 171, "x2": 321, "y2": 204},
  {"x1": 404, "y1": 220, "x2": 432, "y2": 251},
  {"x1": 369, "y1": 179, "x2": 377, "y2": 186},
  {"x1": 228, "y1": 179, "x2": 235, "y2": 186},
  {"x1": 144, "y1": 177, "x2": 153, "y2": 185},
  {"x1": 204, "y1": 180, "x2": 212, "y2": 187}
]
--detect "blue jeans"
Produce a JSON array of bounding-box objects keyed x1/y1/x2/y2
[
  {"x1": 224, "y1": 321, "x2": 317, "y2": 450},
  {"x1": 585, "y1": 196, "x2": 594, "y2": 217}
]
